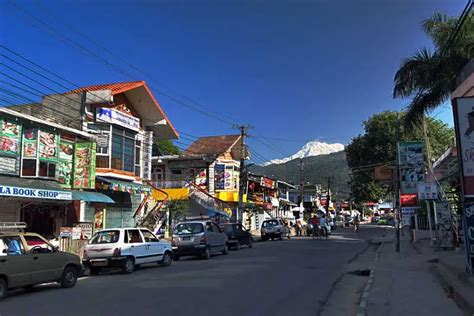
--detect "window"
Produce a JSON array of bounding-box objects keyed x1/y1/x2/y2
[
  {"x1": 21, "y1": 159, "x2": 36, "y2": 176},
  {"x1": 90, "y1": 230, "x2": 121, "y2": 244},
  {"x1": 171, "y1": 169, "x2": 182, "y2": 175},
  {"x1": 135, "y1": 140, "x2": 141, "y2": 177},
  {"x1": 111, "y1": 126, "x2": 139, "y2": 173},
  {"x1": 173, "y1": 223, "x2": 204, "y2": 235},
  {"x1": 23, "y1": 235, "x2": 53, "y2": 253},
  {"x1": 211, "y1": 223, "x2": 221, "y2": 233},
  {"x1": 126, "y1": 229, "x2": 143, "y2": 243},
  {"x1": 39, "y1": 161, "x2": 56, "y2": 178},
  {"x1": 96, "y1": 156, "x2": 109, "y2": 168},
  {"x1": 0, "y1": 236, "x2": 25, "y2": 256},
  {"x1": 205, "y1": 223, "x2": 213, "y2": 232},
  {"x1": 140, "y1": 229, "x2": 159, "y2": 242}
]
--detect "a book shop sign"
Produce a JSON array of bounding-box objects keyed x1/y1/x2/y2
[{"x1": 0, "y1": 185, "x2": 72, "y2": 200}]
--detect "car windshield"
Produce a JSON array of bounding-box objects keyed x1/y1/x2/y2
[
  {"x1": 262, "y1": 220, "x2": 278, "y2": 227},
  {"x1": 174, "y1": 223, "x2": 204, "y2": 235},
  {"x1": 90, "y1": 230, "x2": 120, "y2": 244}
]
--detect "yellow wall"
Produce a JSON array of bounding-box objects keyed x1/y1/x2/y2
[
  {"x1": 215, "y1": 191, "x2": 247, "y2": 203},
  {"x1": 152, "y1": 188, "x2": 190, "y2": 201}
]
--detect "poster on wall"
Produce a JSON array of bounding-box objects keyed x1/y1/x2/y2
[
  {"x1": 94, "y1": 209, "x2": 106, "y2": 231},
  {"x1": 58, "y1": 139, "x2": 74, "y2": 187},
  {"x1": 0, "y1": 156, "x2": 18, "y2": 175},
  {"x1": 214, "y1": 164, "x2": 225, "y2": 190},
  {"x1": 195, "y1": 169, "x2": 207, "y2": 189},
  {"x1": 398, "y1": 141, "x2": 425, "y2": 194},
  {"x1": 22, "y1": 127, "x2": 38, "y2": 158},
  {"x1": 224, "y1": 165, "x2": 233, "y2": 190},
  {"x1": 73, "y1": 142, "x2": 96, "y2": 189},
  {"x1": 0, "y1": 118, "x2": 21, "y2": 156},
  {"x1": 39, "y1": 130, "x2": 58, "y2": 161}
]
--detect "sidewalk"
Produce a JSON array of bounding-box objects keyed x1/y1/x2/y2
[{"x1": 366, "y1": 230, "x2": 465, "y2": 316}]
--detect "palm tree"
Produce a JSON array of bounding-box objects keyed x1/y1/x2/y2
[{"x1": 393, "y1": 11, "x2": 474, "y2": 127}]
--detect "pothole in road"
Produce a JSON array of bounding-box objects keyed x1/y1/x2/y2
[{"x1": 347, "y1": 269, "x2": 371, "y2": 276}]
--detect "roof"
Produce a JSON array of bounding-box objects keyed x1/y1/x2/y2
[
  {"x1": 184, "y1": 135, "x2": 241, "y2": 156},
  {"x1": 68, "y1": 81, "x2": 178, "y2": 139},
  {"x1": 68, "y1": 81, "x2": 145, "y2": 95}
]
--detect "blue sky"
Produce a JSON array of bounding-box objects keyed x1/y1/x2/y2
[{"x1": 0, "y1": 0, "x2": 465, "y2": 163}]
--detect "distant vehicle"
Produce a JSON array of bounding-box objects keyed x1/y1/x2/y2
[
  {"x1": 83, "y1": 228, "x2": 173, "y2": 275},
  {"x1": 0, "y1": 224, "x2": 82, "y2": 300},
  {"x1": 172, "y1": 220, "x2": 228, "y2": 260},
  {"x1": 221, "y1": 223, "x2": 253, "y2": 250},
  {"x1": 261, "y1": 219, "x2": 290, "y2": 241}
]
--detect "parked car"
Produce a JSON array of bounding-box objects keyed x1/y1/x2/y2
[
  {"x1": 83, "y1": 227, "x2": 173, "y2": 275},
  {"x1": 261, "y1": 219, "x2": 290, "y2": 241},
  {"x1": 0, "y1": 228, "x2": 82, "y2": 300},
  {"x1": 221, "y1": 223, "x2": 253, "y2": 250},
  {"x1": 171, "y1": 220, "x2": 228, "y2": 260}
]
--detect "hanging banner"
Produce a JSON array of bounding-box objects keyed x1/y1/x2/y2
[
  {"x1": 39, "y1": 130, "x2": 58, "y2": 161},
  {"x1": 398, "y1": 141, "x2": 425, "y2": 194},
  {"x1": 58, "y1": 140, "x2": 74, "y2": 188},
  {"x1": 214, "y1": 164, "x2": 225, "y2": 190},
  {"x1": 0, "y1": 118, "x2": 21, "y2": 156},
  {"x1": 73, "y1": 142, "x2": 96, "y2": 189}
]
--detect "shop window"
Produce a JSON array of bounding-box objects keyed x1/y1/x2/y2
[
  {"x1": 96, "y1": 156, "x2": 109, "y2": 168},
  {"x1": 111, "y1": 126, "x2": 138, "y2": 173},
  {"x1": 21, "y1": 159, "x2": 37, "y2": 177}
]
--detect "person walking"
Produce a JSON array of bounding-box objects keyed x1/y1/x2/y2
[
  {"x1": 310, "y1": 215, "x2": 319, "y2": 238},
  {"x1": 353, "y1": 215, "x2": 360, "y2": 233},
  {"x1": 320, "y1": 215, "x2": 328, "y2": 238}
]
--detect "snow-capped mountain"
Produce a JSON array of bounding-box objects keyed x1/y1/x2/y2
[{"x1": 263, "y1": 141, "x2": 345, "y2": 166}]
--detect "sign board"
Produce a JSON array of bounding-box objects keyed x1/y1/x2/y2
[
  {"x1": 59, "y1": 227, "x2": 72, "y2": 238},
  {"x1": 0, "y1": 185, "x2": 72, "y2": 200},
  {"x1": 463, "y1": 202, "x2": 474, "y2": 272},
  {"x1": 374, "y1": 166, "x2": 392, "y2": 181},
  {"x1": 401, "y1": 207, "x2": 419, "y2": 216},
  {"x1": 96, "y1": 108, "x2": 140, "y2": 131},
  {"x1": 74, "y1": 222, "x2": 93, "y2": 239},
  {"x1": 398, "y1": 141, "x2": 425, "y2": 194},
  {"x1": 71, "y1": 227, "x2": 82, "y2": 240},
  {"x1": 400, "y1": 194, "x2": 418, "y2": 207},
  {"x1": 214, "y1": 164, "x2": 225, "y2": 190},
  {"x1": 260, "y1": 177, "x2": 275, "y2": 189},
  {"x1": 435, "y1": 202, "x2": 453, "y2": 248},
  {"x1": 417, "y1": 183, "x2": 438, "y2": 200},
  {"x1": 0, "y1": 156, "x2": 18, "y2": 175}
]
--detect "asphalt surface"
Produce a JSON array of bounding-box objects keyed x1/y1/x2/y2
[{"x1": 0, "y1": 225, "x2": 385, "y2": 316}]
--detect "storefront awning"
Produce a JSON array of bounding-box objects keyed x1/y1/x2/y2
[
  {"x1": 71, "y1": 191, "x2": 114, "y2": 203},
  {"x1": 96, "y1": 176, "x2": 152, "y2": 194}
]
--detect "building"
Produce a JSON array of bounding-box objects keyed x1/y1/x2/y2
[
  {"x1": 0, "y1": 107, "x2": 113, "y2": 237},
  {"x1": 151, "y1": 135, "x2": 246, "y2": 221},
  {"x1": 10, "y1": 81, "x2": 178, "y2": 230}
]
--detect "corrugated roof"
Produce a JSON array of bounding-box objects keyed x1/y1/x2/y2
[
  {"x1": 184, "y1": 135, "x2": 241, "y2": 156},
  {"x1": 68, "y1": 81, "x2": 145, "y2": 95}
]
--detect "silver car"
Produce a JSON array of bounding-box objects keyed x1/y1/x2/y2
[{"x1": 171, "y1": 220, "x2": 229, "y2": 260}]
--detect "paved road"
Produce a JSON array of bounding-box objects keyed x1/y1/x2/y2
[{"x1": 0, "y1": 226, "x2": 384, "y2": 316}]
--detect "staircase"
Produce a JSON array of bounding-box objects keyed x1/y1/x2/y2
[
  {"x1": 134, "y1": 181, "x2": 169, "y2": 231},
  {"x1": 186, "y1": 181, "x2": 233, "y2": 217}
]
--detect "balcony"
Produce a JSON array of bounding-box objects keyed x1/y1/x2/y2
[{"x1": 151, "y1": 180, "x2": 190, "y2": 201}]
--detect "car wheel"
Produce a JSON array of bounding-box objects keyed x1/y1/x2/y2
[
  {"x1": 234, "y1": 241, "x2": 240, "y2": 251},
  {"x1": 202, "y1": 246, "x2": 211, "y2": 260},
  {"x1": 223, "y1": 244, "x2": 229, "y2": 255},
  {"x1": 248, "y1": 238, "x2": 253, "y2": 248},
  {"x1": 122, "y1": 257, "x2": 135, "y2": 274},
  {"x1": 0, "y1": 278, "x2": 7, "y2": 300},
  {"x1": 160, "y1": 251, "x2": 172, "y2": 267},
  {"x1": 60, "y1": 266, "x2": 78, "y2": 288},
  {"x1": 89, "y1": 267, "x2": 101, "y2": 275}
]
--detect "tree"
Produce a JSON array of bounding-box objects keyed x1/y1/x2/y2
[
  {"x1": 152, "y1": 140, "x2": 180, "y2": 156},
  {"x1": 346, "y1": 111, "x2": 454, "y2": 203},
  {"x1": 393, "y1": 11, "x2": 474, "y2": 127}
]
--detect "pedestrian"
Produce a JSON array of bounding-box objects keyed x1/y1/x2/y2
[
  {"x1": 320, "y1": 215, "x2": 328, "y2": 238},
  {"x1": 310, "y1": 215, "x2": 319, "y2": 236},
  {"x1": 296, "y1": 220, "x2": 302, "y2": 236}
]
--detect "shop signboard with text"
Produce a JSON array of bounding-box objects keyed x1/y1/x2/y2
[
  {"x1": 0, "y1": 185, "x2": 71, "y2": 200},
  {"x1": 398, "y1": 141, "x2": 425, "y2": 194},
  {"x1": 96, "y1": 108, "x2": 140, "y2": 131},
  {"x1": 400, "y1": 193, "x2": 418, "y2": 207},
  {"x1": 417, "y1": 182, "x2": 438, "y2": 200}
]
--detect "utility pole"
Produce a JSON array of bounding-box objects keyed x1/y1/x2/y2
[
  {"x1": 237, "y1": 125, "x2": 250, "y2": 224},
  {"x1": 299, "y1": 159, "x2": 304, "y2": 218},
  {"x1": 395, "y1": 113, "x2": 401, "y2": 253},
  {"x1": 326, "y1": 177, "x2": 331, "y2": 214},
  {"x1": 422, "y1": 116, "x2": 437, "y2": 247}
]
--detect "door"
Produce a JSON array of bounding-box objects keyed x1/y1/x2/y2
[
  {"x1": 211, "y1": 223, "x2": 225, "y2": 250},
  {"x1": 204, "y1": 222, "x2": 217, "y2": 251},
  {"x1": 236, "y1": 225, "x2": 250, "y2": 244},
  {"x1": 140, "y1": 229, "x2": 163, "y2": 263},
  {"x1": 0, "y1": 236, "x2": 30, "y2": 288},
  {"x1": 125, "y1": 229, "x2": 147, "y2": 264},
  {"x1": 23, "y1": 235, "x2": 63, "y2": 284}
]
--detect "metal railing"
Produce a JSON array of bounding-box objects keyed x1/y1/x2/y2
[{"x1": 151, "y1": 180, "x2": 190, "y2": 189}]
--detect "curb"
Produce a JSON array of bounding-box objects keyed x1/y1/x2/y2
[{"x1": 356, "y1": 242, "x2": 384, "y2": 316}]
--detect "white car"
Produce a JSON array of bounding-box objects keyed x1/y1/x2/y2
[{"x1": 83, "y1": 227, "x2": 172, "y2": 275}]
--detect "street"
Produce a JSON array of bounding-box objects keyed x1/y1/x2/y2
[{"x1": 0, "y1": 226, "x2": 383, "y2": 316}]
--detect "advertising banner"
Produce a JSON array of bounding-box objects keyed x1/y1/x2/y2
[
  {"x1": 73, "y1": 142, "x2": 96, "y2": 189},
  {"x1": 195, "y1": 169, "x2": 207, "y2": 189},
  {"x1": 400, "y1": 193, "x2": 418, "y2": 206},
  {"x1": 224, "y1": 165, "x2": 233, "y2": 190},
  {"x1": 261, "y1": 177, "x2": 275, "y2": 189},
  {"x1": 462, "y1": 202, "x2": 474, "y2": 272},
  {"x1": 214, "y1": 164, "x2": 225, "y2": 190},
  {"x1": 39, "y1": 130, "x2": 58, "y2": 161},
  {"x1": 94, "y1": 208, "x2": 106, "y2": 231},
  {"x1": 22, "y1": 127, "x2": 38, "y2": 158},
  {"x1": 398, "y1": 141, "x2": 425, "y2": 194},
  {"x1": 96, "y1": 108, "x2": 140, "y2": 131},
  {"x1": 417, "y1": 182, "x2": 438, "y2": 200},
  {"x1": 58, "y1": 139, "x2": 74, "y2": 188},
  {"x1": 0, "y1": 118, "x2": 22, "y2": 156}
]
